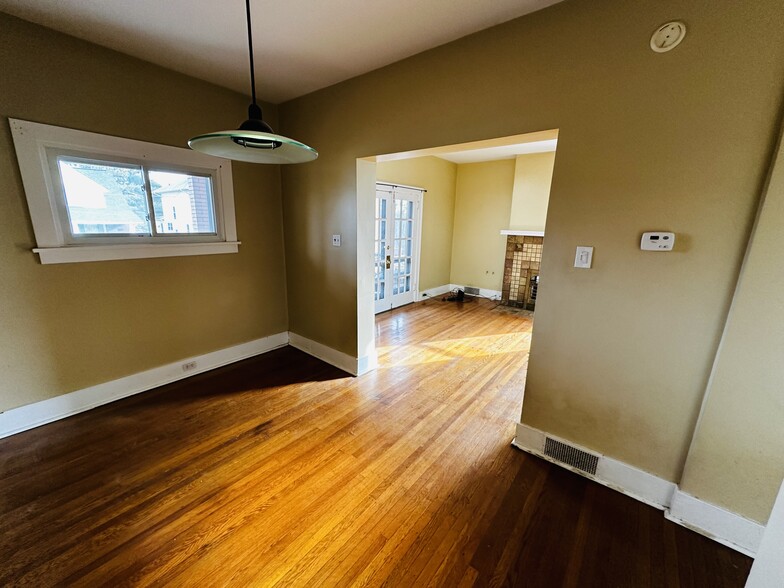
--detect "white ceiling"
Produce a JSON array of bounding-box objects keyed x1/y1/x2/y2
[
  {"x1": 0, "y1": 0, "x2": 564, "y2": 104},
  {"x1": 437, "y1": 139, "x2": 558, "y2": 164}
]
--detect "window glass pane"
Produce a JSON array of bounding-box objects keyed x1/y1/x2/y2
[
  {"x1": 150, "y1": 170, "x2": 216, "y2": 234},
  {"x1": 58, "y1": 159, "x2": 150, "y2": 236}
]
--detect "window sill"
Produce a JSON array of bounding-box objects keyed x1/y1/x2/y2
[{"x1": 33, "y1": 241, "x2": 241, "y2": 265}]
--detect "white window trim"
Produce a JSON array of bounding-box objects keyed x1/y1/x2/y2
[{"x1": 9, "y1": 118, "x2": 240, "y2": 264}]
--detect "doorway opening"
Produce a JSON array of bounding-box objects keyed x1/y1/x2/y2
[{"x1": 355, "y1": 129, "x2": 559, "y2": 374}]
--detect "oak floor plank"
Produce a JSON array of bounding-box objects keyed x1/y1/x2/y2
[{"x1": 0, "y1": 298, "x2": 752, "y2": 587}]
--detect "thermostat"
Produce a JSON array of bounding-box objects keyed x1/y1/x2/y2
[{"x1": 641, "y1": 232, "x2": 675, "y2": 251}]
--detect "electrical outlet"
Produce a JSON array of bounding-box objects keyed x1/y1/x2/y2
[
  {"x1": 332, "y1": 234, "x2": 341, "y2": 247},
  {"x1": 182, "y1": 361, "x2": 197, "y2": 372}
]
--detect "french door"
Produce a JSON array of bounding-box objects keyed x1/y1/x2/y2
[{"x1": 374, "y1": 183, "x2": 423, "y2": 314}]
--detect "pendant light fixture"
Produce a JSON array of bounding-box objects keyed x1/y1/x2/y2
[{"x1": 188, "y1": 0, "x2": 318, "y2": 164}]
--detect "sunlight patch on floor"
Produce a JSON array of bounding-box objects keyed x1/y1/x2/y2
[{"x1": 376, "y1": 332, "x2": 531, "y2": 367}]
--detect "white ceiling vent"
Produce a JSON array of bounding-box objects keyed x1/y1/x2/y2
[{"x1": 543, "y1": 437, "x2": 599, "y2": 475}]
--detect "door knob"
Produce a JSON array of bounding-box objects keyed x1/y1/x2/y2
[{"x1": 386, "y1": 255, "x2": 391, "y2": 269}]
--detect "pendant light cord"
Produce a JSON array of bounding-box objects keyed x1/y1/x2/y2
[{"x1": 245, "y1": 0, "x2": 257, "y2": 106}]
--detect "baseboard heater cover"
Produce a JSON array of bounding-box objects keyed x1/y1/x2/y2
[{"x1": 543, "y1": 436, "x2": 599, "y2": 475}]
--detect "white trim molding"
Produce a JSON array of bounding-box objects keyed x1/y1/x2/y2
[
  {"x1": 418, "y1": 284, "x2": 453, "y2": 299},
  {"x1": 418, "y1": 284, "x2": 502, "y2": 302},
  {"x1": 33, "y1": 241, "x2": 241, "y2": 264},
  {"x1": 512, "y1": 422, "x2": 765, "y2": 556},
  {"x1": 666, "y1": 489, "x2": 764, "y2": 557},
  {"x1": 0, "y1": 331, "x2": 382, "y2": 440},
  {"x1": 512, "y1": 422, "x2": 675, "y2": 510},
  {"x1": 501, "y1": 229, "x2": 545, "y2": 237},
  {"x1": 747, "y1": 479, "x2": 784, "y2": 586},
  {"x1": 0, "y1": 332, "x2": 288, "y2": 439},
  {"x1": 288, "y1": 332, "x2": 376, "y2": 376},
  {"x1": 451, "y1": 284, "x2": 502, "y2": 301}
]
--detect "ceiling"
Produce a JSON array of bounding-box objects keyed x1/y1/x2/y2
[
  {"x1": 372, "y1": 129, "x2": 559, "y2": 165},
  {"x1": 436, "y1": 139, "x2": 557, "y2": 164},
  {"x1": 0, "y1": 0, "x2": 564, "y2": 104}
]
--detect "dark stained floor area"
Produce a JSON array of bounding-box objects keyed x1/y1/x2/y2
[{"x1": 0, "y1": 298, "x2": 751, "y2": 586}]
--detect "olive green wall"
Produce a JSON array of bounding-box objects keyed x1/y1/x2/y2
[
  {"x1": 4, "y1": 0, "x2": 783, "y2": 526},
  {"x1": 279, "y1": 0, "x2": 784, "y2": 515},
  {"x1": 0, "y1": 13, "x2": 288, "y2": 411},
  {"x1": 678, "y1": 123, "x2": 784, "y2": 524},
  {"x1": 450, "y1": 160, "x2": 515, "y2": 291},
  {"x1": 509, "y1": 152, "x2": 555, "y2": 232},
  {"x1": 376, "y1": 156, "x2": 457, "y2": 292}
]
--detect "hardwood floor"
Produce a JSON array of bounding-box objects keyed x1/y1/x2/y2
[{"x1": 0, "y1": 298, "x2": 751, "y2": 586}]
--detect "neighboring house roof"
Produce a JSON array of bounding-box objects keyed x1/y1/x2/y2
[
  {"x1": 154, "y1": 179, "x2": 190, "y2": 196},
  {"x1": 68, "y1": 193, "x2": 147, "y2": 226}
]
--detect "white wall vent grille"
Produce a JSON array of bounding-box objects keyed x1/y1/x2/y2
[
  {"x1": 543, "y1": 437, "x2": 599, "y2": 475},
  {"x1": 464, "y1": 286, "x2": 480, "y2": 296}
]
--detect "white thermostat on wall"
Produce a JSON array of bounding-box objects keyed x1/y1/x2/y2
[{"x1": 641, "y1": 232, "x2": 675, "y2": 251}]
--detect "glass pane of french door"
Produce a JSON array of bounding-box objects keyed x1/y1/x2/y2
[
  {"x1": 374, "y1": 195, "x2": 388, "y2": 303},
  {"x1": 392, "y1": 198, "x2": 414, "y2": 297}
]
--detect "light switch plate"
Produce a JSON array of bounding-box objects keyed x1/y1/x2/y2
[
  {"x1": 574, "y1": 246, "x2": 593, "y2": 269},
  {"x1": 641, "y1": 232, "x2": 675, "y2": 251},
  {"x1": 332, "y1": 234, "x2": 341, "y2": 247}
]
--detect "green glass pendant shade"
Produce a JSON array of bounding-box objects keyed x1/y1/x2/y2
[{"x1": 188, "y1": 1, "x2": 317, "y2": 164}]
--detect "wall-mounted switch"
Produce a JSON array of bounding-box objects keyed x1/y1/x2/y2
[
  {"x1": 332, "y1": 234, "x2": 341, "y2": 247},
  {"x1": 641, "y1": 232, "x2": 675, "y2": 251},
  {"x1": 574, "y1": 246, "x2": 593, "y2": 269}
]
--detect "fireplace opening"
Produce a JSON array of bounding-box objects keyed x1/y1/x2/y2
[{"x1": 502, "y1": 235, "x2": 543, "y2": 311}]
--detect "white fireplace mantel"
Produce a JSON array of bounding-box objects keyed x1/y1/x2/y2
[{"x1": 500, "y1": 230, "x2": 545, "y2": 237}]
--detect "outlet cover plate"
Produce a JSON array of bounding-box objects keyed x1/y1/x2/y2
[{"x1": 574, "y1": 246, "x2": 593, "y2": 269}]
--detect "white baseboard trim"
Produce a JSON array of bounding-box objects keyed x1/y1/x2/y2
[
  {"x1": 288, "y1": 332, "x2": 361, "y2": 376},
  {"x1": 417, "y1": 284, "x2": 502, "y2": 301},
  {"x1": 747, "y1": 480, "x2": 784, "y2": 585},
  {"x1": 418, "y1": 284, "x2": 453, "y2": 299},
  {"x1": 666, "y1": 489, "x2": 764, "y2": 557},
  {"x1": 512, "y1": 422, "x2": 676, "y2": 510},
  {"x1": 450, "y1": 283, "x2": 502, "y2": 301},
  {"x1": 0, "y1": 332, "x2": 289, "y2": 440},
  {"x1": 357, "y1": 351, "x2": 378, "y2": 376},
  {"x1": 512, "y1": 422, "x2": 764, "y2": 556}
]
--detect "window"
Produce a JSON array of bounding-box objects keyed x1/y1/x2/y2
[{"x1": 10, "y1": 119, "x2": 239, "y2": 264}]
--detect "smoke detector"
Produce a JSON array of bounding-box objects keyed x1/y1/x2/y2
[{"x1": 650, "y1": 21, "x2": 687, "y2": 53}]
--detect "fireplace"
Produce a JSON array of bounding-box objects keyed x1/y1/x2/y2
[{"x1": 501, "y1": 235, "x2": 543, "y2": 310}]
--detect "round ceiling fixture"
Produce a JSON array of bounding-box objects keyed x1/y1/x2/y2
[
  {"x1": 650, "y1": 21, "x2": 687, "y2": 53},
  {"x1": 189, "y1": 0, "x2": 318, "y2": 164}
]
